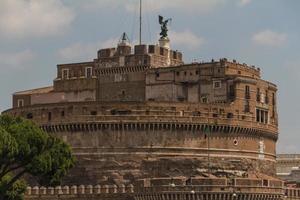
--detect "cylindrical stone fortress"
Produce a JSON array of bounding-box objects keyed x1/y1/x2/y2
[{"x1": 3, "y1": 41, "x2": 278, "y2": 186}]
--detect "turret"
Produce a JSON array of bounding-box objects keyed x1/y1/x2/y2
[{"x1": 116, "y1": 32, "x2": 131, "y2": 56}]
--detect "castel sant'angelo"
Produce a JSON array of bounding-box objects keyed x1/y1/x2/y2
[{"x1": 3, "y1": 9, "x2": 297, "y2": 200}]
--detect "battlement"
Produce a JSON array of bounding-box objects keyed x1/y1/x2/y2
[
  {"x1": 24, "y1": 178, "x2": 286, "y2": 200},
  {"x1": 25, "y1": 184, "x2": 134, "y2": 196}
]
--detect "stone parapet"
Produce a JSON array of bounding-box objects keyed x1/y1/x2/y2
[
  {"x1": 25, "y1": 184, "x2": 134, "y2": 200},
  {"x1": 24, "y1": 178, "x2": 288, "y2": 200}
]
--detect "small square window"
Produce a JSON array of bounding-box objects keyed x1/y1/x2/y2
[
  {"x1": 201, "y1": 97, "x2": 208, "y2": 103},
  {"x1": 17, "y1": 99, "x2": 24, "y2": 107},
  {"x1": 213, "y1": 81, "x2": 221, "y2": 89},
  {"x1": 85, "y1": 67, "x2": 93, "y2": 78},
  {"x1": 155, "y1": 71, "x2": 160, "y2": 77},
  {"x1": 62, "y1": 69, "x2": 69, "y2": 79},
  {"x1": 149, "y1": 46, "x2": 155, "y2": 53},
  {"x1": 176, "y1": 71, "x2": 180, "y2": 76}
]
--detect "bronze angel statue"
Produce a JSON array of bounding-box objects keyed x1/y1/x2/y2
[{"x1": 159, "y1": 15, "x2": 172, "y2": 39}]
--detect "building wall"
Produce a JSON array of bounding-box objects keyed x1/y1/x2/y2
[
  {"x1": 31, "y1": 90, "x2": 96, "y2": 104},
  {"x1": 97, "y1": 70, "x2": 146, "y2": 102},
  {"x1": 13, "y1": 94, "x2": 31, "y2": 108}
]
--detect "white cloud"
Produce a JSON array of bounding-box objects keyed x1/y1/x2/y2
[
  {"x1": 252, "y1": 30, "x2": 287, "y2": 47},
  {"x1": 0, "y1": 0, "x2": 75, "y2": 39},
  {"x1": 238, "y1": 0, "x2": 252, "y2": 6},
  {"x1": 169, "y1": 30, "x2": 205, "y2": 50},
  {"x1": 78, "y1": 0, "x2": 226, "y2": 14},
  {"x1": 0, "y1": 50, "x2": 36, "y2": 69},
  {"x1": 58, "y1": 38, "x2": 119, "y2": 61}
]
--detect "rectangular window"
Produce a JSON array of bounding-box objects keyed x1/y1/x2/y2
[
  {"x1": 160, "y1": 47, "x2": 164, "y2": 56},
  {"x1": 85, "y1": 67, "x2": 92, "y2": 78},
  {"x1": 264, "y1": 111, "x2": 268, "y2": 124},
  {"x1": 48, "y1": 112, "x2": 52, "y2": 121},
  {"x1": 256, "y1": 108, "x2": 269, "y2": 124},
  {"x1": 244, "y1": 101, "x2": 250, "y2": 112},
  {"x1": 62, "y1": 68, "x2": 69, "y2": 79},
  {"x1": 256, "y1": 109, "x2": 260, "y2": 122},
  {"x1": 265, "y1": 90, "x2": 269, "y2": 104},
  {"x1": 149, "y1": 45, "x2": 154, "y2": 53},
  {"x1": 245, "y1": 85, "x2": 250, "y2": 99},
  {"x1": 229, "y1": 85, "x2": 235, "y2": 97},
  {"x1": 213, "y1": 81, "x2": 221, "y2": 89},
  {"x1": 272, "y1": 93, "x2": 275, "y2": 105},
  {"x1": 256, "y1": 88, "x2": 261, "y2": 102},
  {"x1": 17, "y1": 99, "x2": 24, "y2": 107}
]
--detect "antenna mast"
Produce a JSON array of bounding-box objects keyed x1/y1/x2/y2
[{"x1": 139, "y1": 0, "x2": 142, "y2": 45}]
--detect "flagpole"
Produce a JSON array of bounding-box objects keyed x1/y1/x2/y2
[{"x1": 139, "y1": 0, "x2": 142, "y2": 45}]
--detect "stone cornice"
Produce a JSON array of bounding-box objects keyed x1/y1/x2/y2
[{"x1": 40, "y1": 121, "x2": 278, "y2": 141}]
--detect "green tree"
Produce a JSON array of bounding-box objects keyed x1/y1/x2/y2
[{"x1": 0, "y1": 115, "x2": 75, "y2": 200}]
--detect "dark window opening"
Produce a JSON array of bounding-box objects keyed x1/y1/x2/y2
[
  {"x1": 195, "y1": 70, "x2": 199, "y2": 75},
  {"x1": 122, "y1": 90, "x2": 125, "y2": 96},
  {"x1": 238, "y1": 71, "x2": 241, "y2": 74},
  {"x1": 263, "y1": 179, "x2": 268, "y2": 187},
  {"x1": 245, "y1": 85, "x2": 250, "y2": 99},
  {"x1": 48, "y1": 112, "x2": 52, "y2": 121},
  {"x1": 214, "y1": 81, "x2": 221, "y2": 89},
  {"x1": 229, "y1": 85, "x2": 235, "y2": 98},
  {"x1": 176, "y1": 71, "x2": 180, "y2": 76},
  {"x1": 91, "y1": 111, "x2": 97, "y2": 115},
  {"x1": 149, "y1": 46, "x2": 154, "y2": 53},
  {"x1": 61, "y1": 111, "x2": 65, "y2": 117},
  {"x1": 85, "y1": 67, "x2": 92, "y2": 78},
  {"x1": 143, "y1": 59, "x2": 147, "y2": 65},
  {"x1": 256, "y1": 88, "x2": 261, "y2": 102},
  {"x1": 213, "y1": 113, "x2": 218, "y2": 118},
  {"x1": 256, "y1": 109, "x2": 268, "y2": 124},
  {"x1": 184, "y1": 71, "x2": 187, "y2": 76},
  {"x1": 265, "y1": 90, "x2": 269, "y2": 104},
  {"x1": 202, "y1": 97, "x2": 208, "y2": 103},
  {"x1": 155, "y1": 71, "x2": 160, "y2": 78},
  {"x1": 26, "y1": 113, "x2": 33, "y2": 119},
  {"x1": 227, "y1": 113, "x2": 234, "y2": 118},
  {"x1": 256, "y1": 109, "x2": 260, "y2": 122},
  {"x1": 160, "y1": 47, "x2": 164, "y2": 56},
  {"x1": 111, "y1": 109, "x2": 132, "y2": 115}
]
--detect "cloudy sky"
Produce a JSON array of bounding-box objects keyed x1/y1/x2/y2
[{"x1": 0, "y1": 0, "x2": 299, "y2": 153}]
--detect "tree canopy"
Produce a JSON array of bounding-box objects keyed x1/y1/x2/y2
[{"x1": 0, "y1": 115, "x2": 75, "y2": 200}]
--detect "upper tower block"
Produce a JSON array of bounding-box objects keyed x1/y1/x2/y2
[{"x1": 96, "y1": 32, "x2": 183, "y2": 68}]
